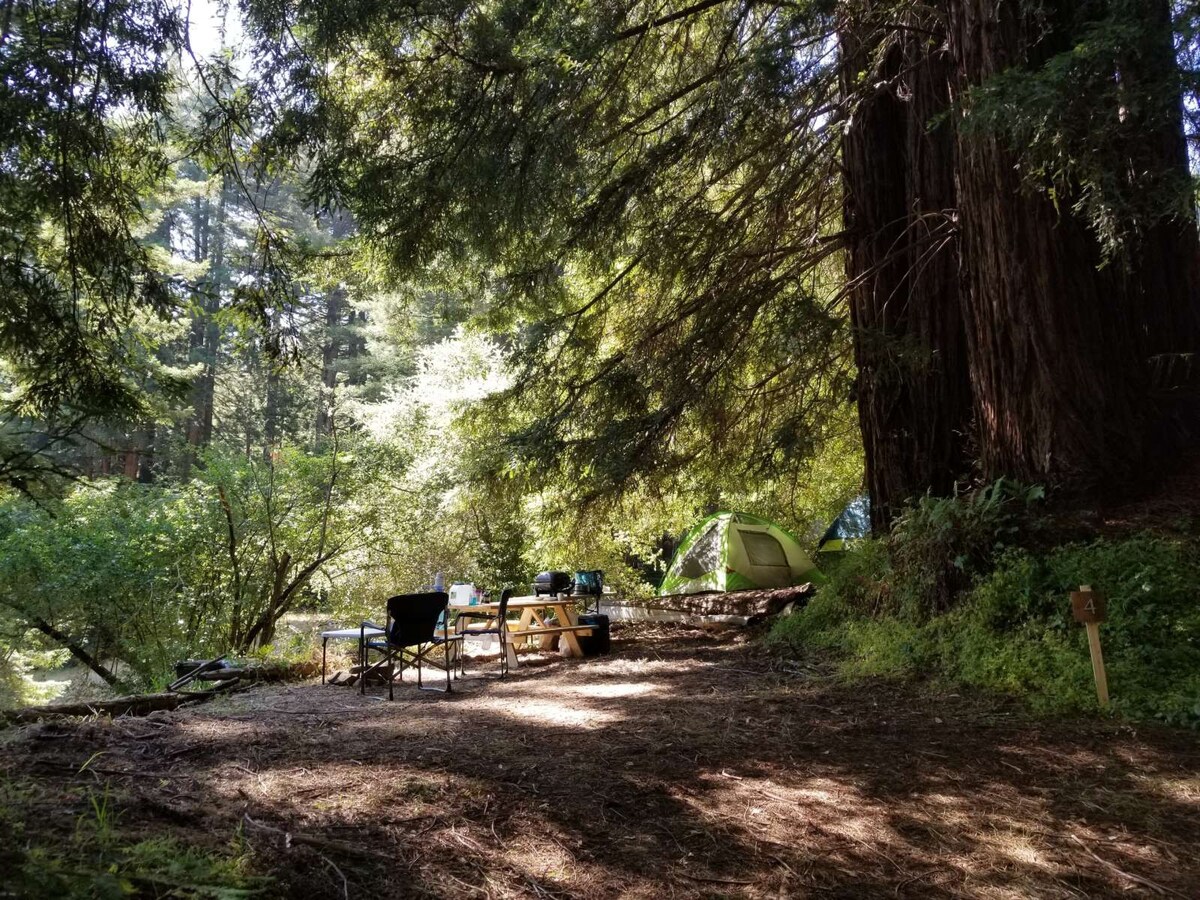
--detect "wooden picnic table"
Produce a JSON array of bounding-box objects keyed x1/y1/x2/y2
[{"x1": 450, "y1": 594, "x2": 592, "y2": 669}]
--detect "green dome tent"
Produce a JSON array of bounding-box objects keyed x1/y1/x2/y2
[{"x1": 659, "y1": 512, "x2": 818, "y2": 596}]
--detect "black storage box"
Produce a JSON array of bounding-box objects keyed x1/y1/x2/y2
[
  {"x1": 533, "y1": 571, "x2": 573, "y2": 595},
  {"x1": 577, "y1": 613, "x2": 611, "y2": 656}
]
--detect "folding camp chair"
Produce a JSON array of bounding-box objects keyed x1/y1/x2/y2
[
  {"x1": 455, "y1": 587, "x2": 512, "y2": 678},
  {"x1": 361, "y1": 591, "x2": 463, "y2": 698}
]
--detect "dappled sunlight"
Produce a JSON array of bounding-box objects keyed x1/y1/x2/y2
[
  {"x1": 692, "y1": 771, "x2": 902, "y2": 849},
  {"x1": 919, "y1": 791, "x2": 979, "y2": 828},
  {"x1": 684, "y1": 765, "x2": 1145, "y2": 891},
  {"x1": 568, "y1": 681, "x2": 665, "y2": 699},
  {"x1": 787, "y1": 776, "x2": 857, "y2": 806},
  {"x1": 581, "y1": 656, "x2": 706, "y2": 678},
  {"x1": 971, "y1": 827, "x2": 1056, "y2": 872},
  {"x1": 470, "y1": 695, "x2": 622, "y2": 729},
  {"x1": 8, "y1": 626, "x2": 1199, "y2": 899},
  {"x1": 498, "y1": 835, "x2": 576, "y2": 885},
  {"x1": 1147, "y1": 773, "x2": 1200, "y2": 804},
  {"x1": 209, "y1": 760, "x2": 377, "y2": 810},
  {"x1": 173, "y1": 716, "x2": 265, "y2": 741}
]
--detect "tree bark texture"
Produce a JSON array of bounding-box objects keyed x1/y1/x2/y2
[
  {"x1": 313, "y1": 288, "x2": 343, "y2": 444},
  {"x1": 948, "y1": 0, "x2": 1200, "y2": 497},
  {"x1": 2, "y1": 685, "x2": 241, "y2": 724},
  {"x1": 843, "y1": 14, "x2": 973, "y2": 529},
  {"x1": 844, "y1": 0, "x2": 1199, "y2": 523},
  {"x1": 183, "y1": 183, "x2": 229, "y2": 474}
]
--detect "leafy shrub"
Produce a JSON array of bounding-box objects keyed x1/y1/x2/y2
[
  {"x1": 941, "y1": 537, "x2": 1200, "y2": 724},
  {"x1": 888, "y1": 479, "x2": 1045, "y2": 614},
  {"x1": 0, "y1": 646, "x2": 72, "y2": 709},
  {"x1": 768, "y1": 540, "x2": 892, "y2": 651},
  {"x1": 0, "y1": 649, "x2": 23, "y2": 709},
  {"x1": 0, "y1": 438, "x2": 407, "y2": 695},
  {"x1": 770, "y1": 509, "x2": 1200, "y2": 726},
  {"x1": 768, "y1": 567, "x2": 931, "y2": 678},
  {"x1": 0, "y1": 483, "x2": 217, "y2": 691}
]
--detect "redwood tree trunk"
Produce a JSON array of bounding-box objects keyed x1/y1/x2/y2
[
  {"x1": 948, "y1": 0, "x2": 1200, "y2": 500},
  {"x1": 842, "y1": 13, "x2": 974, "y2": 529}
]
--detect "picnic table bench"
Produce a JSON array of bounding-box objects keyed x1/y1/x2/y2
[{"x1": 450, "y1": 594, "x2": 592, "y2": 669}]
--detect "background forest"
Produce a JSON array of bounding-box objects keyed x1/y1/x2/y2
[{"x1": 1, "y1": 0, "x2": 1198, "y2": 725}]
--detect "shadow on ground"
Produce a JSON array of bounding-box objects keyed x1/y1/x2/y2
[{"x1": 3, "y1": 623, "x2": 1198, "y2": 898}]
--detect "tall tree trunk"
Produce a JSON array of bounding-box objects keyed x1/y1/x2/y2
[
  {"x1": 842, "y1": 13, "x2": 973, "y2": 529},
  {"x1": 137, "y1": 423, "x2": 156, "y2": 483},
  {"x1": 183, "y1": 183, "x2": 229, "y2": 475},
  {"x1": 948, "y1": 0, "x2": 1200, "y2": 500},
  {"x1": 261, "y1": 308, "x2": 281, "y2": 458},
  {"x1": 314, "y1": 288, "x2": 344, "y2": 445},
  {"x1": 346, "y1": 308, "x2": 368, "y2": 387},
  {"x1": 263, "y1": 364, "x2": 281, "y2": 459}
]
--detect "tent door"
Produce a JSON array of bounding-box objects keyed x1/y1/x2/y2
[{"x1": 734, "y1": 527, "x2": 792, "y2": 588}]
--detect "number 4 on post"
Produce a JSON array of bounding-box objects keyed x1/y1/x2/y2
[{"x1": 1070, "y1": 584, "x2": 1109, "y2": 708}]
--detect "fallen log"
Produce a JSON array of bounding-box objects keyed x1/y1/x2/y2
[
  {"x1": 607, "y1": 584, "x2": 817, "y2": 624},
  {"x1": 2, "y1": 681, "x2": 245, "y2": 726},
  {"x1": 194, "y1": 668, "x2": 253, "y2": 681},
  {"x1": 168, "y1": 655, "x2": 228, "y2": 691},
  {"x1": 327, "y1": 663, "x2": 392, "y2": 686}
]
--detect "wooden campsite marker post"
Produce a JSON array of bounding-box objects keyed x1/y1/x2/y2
[{"x1": 1071, "y1": 585, "x2": 1109, "y2": 708}]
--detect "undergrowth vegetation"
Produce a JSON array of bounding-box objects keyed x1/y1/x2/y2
[
  {"x1": 0, "y1": 441, "x2": 400, "y2": 702},
  {"x1": 770, "y1": 484, "x2": 1200, "y2": 727},
  {"x1": 0, "y1": 773, "x2": 272, "y2": 899}
]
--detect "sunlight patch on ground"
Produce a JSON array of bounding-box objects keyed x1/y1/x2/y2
[
  {"x1": 582, "y1": 657, "x2": 704, "y2": 678},
  {"x1": 568, "y1": 681, "x2": 664, "y2": 699},
  {"x1": 973, "y1": 828, "x2": 1054, "y2": 870},
  {"x1": 894, "y1": 789, "x2": 1073, "y2": 882},
  {"x1": 470, "y1": 696, "x2": 622, "y2": 728},
  {"x1": 1147, "y1": 773, "x2": 1200, "y2": 803},
  {"x1": 788, "y1": 778, "x2": 849, "y2": 805},
  {"x1": 920, "y1": 791, "x2": 978, "y2": 827},
  {"x1": 500, "y1": 838, "x2": 575, "y2": 883},
  {"x1": 220, "y1": 762, "x2": 370, "y2": 803},
  {"x1": 174, "y1": 717, "x2": 264, "y2": 740},
  {"x1": 693, "y1": 770, "x2": 1075, "y2": 889},
  {"x1": 693, "y1": 772, "x2": 903, "y2": 848}
]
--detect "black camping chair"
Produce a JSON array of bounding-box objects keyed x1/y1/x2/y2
[
  {"x1": 455, "y1": 587, "x2": 513, "y2": 678},
  {"x1": 361, "y1": 591, "x2": 463, "y2": 698}
]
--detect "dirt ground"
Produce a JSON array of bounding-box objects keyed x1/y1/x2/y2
[{"x1": 2, "y1": 623, "x2": 1199, "y2": 899}]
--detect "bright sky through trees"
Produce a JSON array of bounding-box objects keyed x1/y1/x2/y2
[{"x1": 182, "y1": 0, "x2": 243, "y2": 62}]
